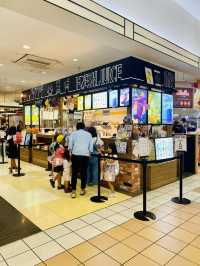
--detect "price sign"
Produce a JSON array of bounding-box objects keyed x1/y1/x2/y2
[{"x1": 174, "y1": 135, "x2": 187, "y2": 152}]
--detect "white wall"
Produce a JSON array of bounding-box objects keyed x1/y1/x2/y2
[{"x1": 95, "y1": 0, "x2": 200, "y2": 56}]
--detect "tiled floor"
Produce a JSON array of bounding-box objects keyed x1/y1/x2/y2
[{"x1": 0, "y1": 161, "x2": 200, "y2": 265}]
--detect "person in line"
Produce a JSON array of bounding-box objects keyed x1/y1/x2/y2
[
  {"x1": 87, "y1": 127, "x2": 103, "y2": 186},
  {"x1": 48, "y1": 134, "x2": 59, "y2": 177},
  {"x1": 172, "y1": 120, "x2": 186, "y2": 134},
  {"x1": 69, "y1": 122, "x2": 93, "y2": 198},
  {"x1": 102, "y1": 144, "x2": 119, "y2": 197},
  {"x1": 6, "y1": 126, "x2": 18, "y2": 174},
  {"x1": 49, "y1": 134, "x2": 65, "y2": 189}
]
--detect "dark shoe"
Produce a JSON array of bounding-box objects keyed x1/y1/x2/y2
[
  {"x1": 49, "y1": 179, "x2": 55, "y2": 188},
  {"x1": 64, "y1": 187, "x2": 72, "y2": 193},
  {"x1": 57, "y1": 184, "x2": 65, "y2": 190}
]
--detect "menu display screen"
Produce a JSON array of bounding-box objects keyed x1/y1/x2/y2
[
  {"x1": 32, "y1": 105, "x2": 39, "y2": 126},
  {"x1": 77, "y1": 96, "x2": 84, "y2": 111},
  {"x1": 85, "y1": 95, "x2": 91, "y2": 110},
  {"x1": 162, "y1": 94, "x2": 173, "y2": 124},
  {"x1": 109, "y1": 90, "x2": 118, "y2": 108},
  {"x1": 25, "y1": 106, "x2": 31, "y2": 125},
  {"x1": 93, "y1": 91, "x2": 107, "y2": 109},
  {"x1": 120, "y1": 88, "x2": 130, "y2": 107},
  {"x1": 132, "y1": 88, "x2": 148, "y2": 124},
  {"x1": 155, "y1": 137, "x2": 174, "y2": 160},
  {"x1": 148, "y1": 91, "x2": 161, "y2": 124}
]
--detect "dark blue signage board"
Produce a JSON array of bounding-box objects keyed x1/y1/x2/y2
[{"x1": 23, "y1": 56, "x2": 175, "y2": 102}]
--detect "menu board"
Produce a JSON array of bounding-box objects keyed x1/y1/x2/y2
[
  {"x1": 109, "y1": 90, "x2": 118, "y2": 108},
  {"x1": 120, "y1": 88, "x2": 130, "y2": 107},
  {"x1": 148, "y1": 91, "x2": 161, "y2": 124},
  {"x1": 32, "y1": 105, "x2": 39, "y2": 126},
  {"x1": 132, "y1": 88, "x2": 148, "y2": 124},
  {"x1": 155, "y1": 137, "x2": 174, "y2": 160},
  {"x1": 85, "y1": 94, "x2": 91, "y2": 110},
  {"x1": 25, "y1": 106, "x2": 31, "y2": 125},
  {"x1": 162, "y1": 94, "x2": 173, "y2": 124},
  {"x1": 77, "y1": 96, "x2": 84, "y2": 111},
  {"x1": 93, "y1": 91, "x2": 107, "y2": 109},
  {"x1": 173, "y1": 88, "x2": 193, "y2": 108}
]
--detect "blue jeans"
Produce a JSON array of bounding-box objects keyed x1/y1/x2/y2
[{"x1": 87, "y1": 156, "x2": 98, "y2": 185}]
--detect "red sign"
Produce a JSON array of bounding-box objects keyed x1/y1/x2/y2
[{"x1": 173, "y1": 88, "x2": 193, "y2": 108}]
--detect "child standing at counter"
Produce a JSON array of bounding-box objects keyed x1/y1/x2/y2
[{"x1": 102, "y1": 144, "x2": 119, "y2": 197}]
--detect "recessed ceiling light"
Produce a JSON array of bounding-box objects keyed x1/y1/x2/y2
[
  {"x1": 41, "y1": 71, "x2": 46, "y2": 74},
  {"x1": 20, "y1": 80, "x2": 25, "y2": 83},
  {"x1": 23, "y1": 44, "x2": 31, "y2": 50},
  {"x1": 0, "y1": 64, "x2": 4, "y2": 67},
  {"x1": 73, "y1": 58, "x2": 78, "y2": 62}
]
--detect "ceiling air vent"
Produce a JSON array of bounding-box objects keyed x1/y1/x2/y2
[{"x1": 14, "y1": 54, "x2": 62, "y2": 72}]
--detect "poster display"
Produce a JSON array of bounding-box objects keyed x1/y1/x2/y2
[
  {"x1": 193, "y1": 89, "x2": 200, "y2": 109},
  {"x1": 93, "y1": 91, "x2": 107, "y2": 109},
  {"x1": 145, "y1": 67, "x2": 154, "y2": 85},
  {"x1": 173, "y1": 88, "x2": 193, "y2": 108},
  {"x1": 148, "y1": 91, "x2": 161, "y2": 124},
  {"x1": 120, "y1": 88, "x2": 130, "y2": 107},
  {"x1": 155, "y1": 137, "x2": 174, "y2": 160},
  {"x1": 32, "y1": 105, "x2": 39, "y2": 126},
  {"x1": 109, "y1": 90, "x2": 118, "y2": 108},
  {"x1": 162, "y1": 94, "x2": 173, "y2": 124},
  {"x1": 77, "y1": 96, "x2": 84, "y2": 111},
  {"x1": 85, "y1": 94, "x2": 91, "y2": 110},
  {"x1": 25, "y1": 106, "x2": 31, "y2": 125},
  {"x1": 132, "y1": 88, "x2": 148, "y2": 124}
]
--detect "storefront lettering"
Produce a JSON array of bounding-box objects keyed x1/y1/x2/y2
[{"x1": 75, "y1": 64, "x2": 123, "y2": 91}]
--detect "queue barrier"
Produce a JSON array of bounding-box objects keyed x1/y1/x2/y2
[
  {"x1": 90, "y1": 153, "x2": 191, "y2": 221},
  {"x1": 0, "y1": 139, "x2": 8, "y2": 164}
]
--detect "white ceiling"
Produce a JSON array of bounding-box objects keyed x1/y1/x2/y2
[
  {"x1": 0, "y1": 1, "x2": 199, "y2": 95},
  {"x1": 174, "y1": 0, "x2": 200, "y2": 21}
]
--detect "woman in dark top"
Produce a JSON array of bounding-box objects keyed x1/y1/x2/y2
[{"x1": 6, "y1": 126, "x2": 18, "y2": 174}]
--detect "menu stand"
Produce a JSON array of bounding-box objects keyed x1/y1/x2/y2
[{"x1": 13, "y1": 144, "x2": 25, "y2": 177}]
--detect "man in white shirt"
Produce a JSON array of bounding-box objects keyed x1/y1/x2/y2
[{"x1": 69, "y1": 122, "x2": 93, "y2": 198}]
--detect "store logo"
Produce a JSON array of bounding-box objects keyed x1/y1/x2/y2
[{"x1": 75, "y1": 64, "x2": 123, "y2": 91}]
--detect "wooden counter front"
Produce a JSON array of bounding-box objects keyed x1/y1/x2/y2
[
  {"x1": 32, "y1": 148, "x2": 48, "y2": 168},
  {"x1": 146, "y1": 159, "x2": 178, "y2": 190}
]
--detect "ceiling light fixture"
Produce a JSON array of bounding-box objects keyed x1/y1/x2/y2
[
  {"x1": 41, "y1": 71, "x2": 46, "y2": 74},
  {"x1": 23, "y1": 44, "x2": 31, "y2": 50},
  {"x1": 73, "y1": 58, "x2": 79, "y2": 62},
  {"x1": 20, "y1": 80, "x2": 25, "y2": 83},
  {"x1": 0, "y1": 64, "x2": 4, "y2": 67}
]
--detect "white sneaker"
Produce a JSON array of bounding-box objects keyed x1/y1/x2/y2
[
  {"x1": 71, "y1": 191, "x2": 77, "y2": 198},
  {"x1": 108, "y1": 192, "x2": 116, "y2": 198}
]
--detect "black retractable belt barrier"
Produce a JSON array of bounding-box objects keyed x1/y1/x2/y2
[
  {"x1": 90, "y1": 154, "x2": 108, "y2": 203},
  {"x1": 134, "y1": 159, "x2": 156, "y2": 221},
  {"x1": 13, "y1": 144, "x2": 25, "y2": 177},
  {"x1": 171, "y1": 152, "x2": 191, "y2": 205},
  {"x1": 0, "y1": 140, "x2": 8, "y2": 164}
]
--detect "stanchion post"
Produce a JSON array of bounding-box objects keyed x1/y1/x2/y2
[
  {"x1": 134, "y1": 159, "x2": 156, "y2": 221},
  {"x1": 90, "y1": 154, "x2": 108, "y2": 203},
  {"x1": 13, "y1": 144, "x2": 25, "y2": 177},
  {"x1": 171, "y1": 152, "x2": 191, "y2": 205}
]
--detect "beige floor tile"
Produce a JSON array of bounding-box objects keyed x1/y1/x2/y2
[
  {"x1": 68, "y1": 242, "x2": 100, "y2": 262},
  {"x1": 180, "y1": 245, "x2": 200, "y2": 264},
  {"x1": 122, "y1": 234, "x2": 152, "y2": 252},
  {"x1": 156, "y1": 235, "x2": 187, "y2": 253},
  {"x1": 89, "y1": 233, "x2": 117, "y2": 251},
  {"x1": 106, "y1": 226, "x2": 133, "y2": 241},
  {"x1": 180, "y1": 221, "x2": 200, "y2": 235},
  {"x1": 191, "y1": 236, "x2": 200, "y2": 249},
  {"x1": 181, "y1": 206, "x2": 200, "y2": 215},
  {"x1": 166, "y1": 255, "x2": 197, "y2": 266},
  {"x1": 124, "y1": 254, "x2": 159, "y2": 266},
  {"x1": 169, "y1": 228, "x2": 196, "y2": 244},
  {"x1": 171, "y1": 210, "x2": 194, "y2": 220},
  {"x1": 188, "y1": 215, "x2": 200, "y2": 225},
  {"x1": 137, "y1": 227, "x2": 165, "y2": 242},
  {"x1": 36, "y1": 263, "x2": 45, "y2": 266},
  {"x1": 105, "y1": 242, "x2": 137, "y2": 264},
  {"x1": 150, "y1": 220, "x2": 176, "y2": 234},
  {"x1": 84, "y1": 252, "x2": 120, "y2": 266},
  {"x1": 161, "y1": 215, "x2": 185, "y2": 226},
  {"x1": 142, "y1": 244, "x2": 175, "y2": 265},
  {"x1": 121, "y1": 220, "x2": 146, "y2": 233},
  {"x1": 45, "y1": 251, "x2": 80, "y2": 266}
]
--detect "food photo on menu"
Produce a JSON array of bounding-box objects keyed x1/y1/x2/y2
[
  {"x1": 120, "y1": 88, "x2": 130, "y2": 107},
  {"x1": 132, "y1": 88, "x2": 148, "y2": 124},
  {"x1": 148, "y1": 91, "x2": 161, "y2": 124}
]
